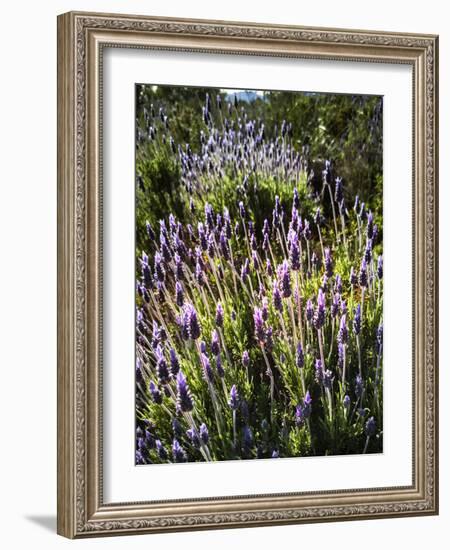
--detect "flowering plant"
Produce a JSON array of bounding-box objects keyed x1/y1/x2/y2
[{"x1": 135, "y1": 87, "x2": 383, "y2": 464}]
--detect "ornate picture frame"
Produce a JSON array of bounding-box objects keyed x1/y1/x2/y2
[{"x1": 57, "y1": 11, "x2": 438, "y2": 538}]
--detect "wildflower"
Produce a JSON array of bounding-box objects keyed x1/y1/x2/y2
[
  {"x1": 254, "y1": 307, "x2": 265, "y2": 342},
  {"x1": 172, "y1": 439, "x2": 187, "y2": 462},
  {"x1": 228, "y1": 385, "x2": 240, "y2": 410},
  {"x1": 338, "y1": 314, "x2": 348, "y2": 344},
  {"x1": 242, "y1": 350, "x2": 250, "y2": 368},
  {"x1": 186, "y1": 427, "x2": 200, "y2": 448},
  {"x1": 377, "y1": 255, "x2": 383, "y2": 279},
  {"x1": 183, "y1": 304, "x2": 201, "y2": 340},
  {"x1": 353, "y1": 304, "x2": 361, "y2": 335},
  {"x1": 155, "y1": 345, "x2": 170, "y2": 384},
  {"x1": 272, "y1": 280, "x2": 283, "y2": 312},
  {"x1": 215, "y1": 354, "x2": 224, "y2": 378},
  {"x1": 296, "y1": 343, "x2": 304, "y2": 369},
  {"x1": 343, "y1": 395, "x2": 351, "y2": 408},
  {"x1": 214, "y1": 303, "x2": 224, "y2": 328},
  {"x1": 176, "y1": 370, "x2": 194, "y2": 412},
  {"x1": 200, "y1": 423, "x2": 209, "y2": 445},
  {"x1": 156, "y1": 439, "x2": 168, "y2": 460},
  {"x1": 149, "y1": 381, "x2": 162, "y2": 404},
  {"x1": 169, "y1": 348, "x2": 180, "y2": 376},
  {"x1": 313, "y1": 288, "x2": 326, "y2": 329},
  {"x1": 289, "y1": 232, "x2": 301, "y2": 270},
  {"x1": 175, "y1": 281, "x2": 184, "y2": 307},
  {"x1": 211, "y1": 329, "x2": 220, "y2": 356},
  {"x1": 278, "y1": 259, "x2": 292, "y2": 298}
]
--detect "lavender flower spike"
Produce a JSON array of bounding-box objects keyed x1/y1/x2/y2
[
  {"x1": 172, "y1": 439, "x2": 187, "y2": 462},
  {"x1": 211, "y1": 329, "x2": 220, "y2": 356},
  {"x1": 253, "y1": 307, "x2": 265, "y2": 342},
  {"x1": 215, "y1": 302, "x2": 224, "y2": 327},
  {"x1": 176, "y1": 370, "x2": 194, "y2": 412},
  {"x1": 296, "y1": 343, "x2": 304, "y2": 369},
  {"x1": 313, "y1": 288, "x2": 326, "y2": 329},
  {"x1": 353, "y1": 303, "x2": 361, "y2": 335},
  {"x1": 228, "y1": 385, "x2": 240, "y2": 410}
]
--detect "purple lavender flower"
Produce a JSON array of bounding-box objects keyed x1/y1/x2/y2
[
  {"x1": 172, "y1": 439, "x2": 187, "y2": 462},
  {"x1": 350, "y1": 266, "x2": 358, "y2": 286},
  {"x1": 303, "y1": 219, "x2": 312, "y2": 240},
  {"x1": 169, "y1": 348, "x2": 180, "y2": 376},
  {"x1": 364, "y1": 238, "x2": 373, "y2": 263},
  {"x1": 154, "y1": 252, "x2": 165, "y2": 283},
  {"x1": 200, "y1": 423, "x2": 209, "y2": 445},
  {"x1": 156, "y1": 439, "x2": 168, "y2": 460},
  {"x1": 272, "y1": 449, "x2": 280, "y2": 458},
  {"x1": 272, "y1": 280, "x2": 283, "y2": 312},
  {"x1": 262, "y1": 218, "x2": 270, "y2": 237},
  {"x1": 155, "y1": 345, "x2": 170, "y2": 384},
  {"x1": 239, "y1": 201, "x2": 246, "y2": 219},
  {"x1": 377, "y1": 255, "x2": 383, "y2": 279},
  {"x1": 289, "y1": 232, "x2": 301, "y2": 271},
  {"x1": 254, "y1": 307, "x2": 265, "y2": 342},
  {"x1": 186, "y1": 427, "x2": 200, "y2": 448},
  {"x1": 293, "y1": 187, "x2": 300, "y2": 209},
  {"x1": 149, "y1": 380, "x2": 163, "y2": 404},
  {"x1": 174, "y1": 253, "x2": 184, "y2": 281},
  {"x1": 183, "y1": 304, "x2": 201, "y2": 340},
  {"x1": 324, "y1": 247, "x2": 333, "y2": 277},
  {"x1": 266, "y1": 258, "x2": 273, "y2": 277},
  {"x1": 136, "y1": 358, "x2": 143, "y2": 383},
  {"x1": 211, "y1": 329, "x2": 220, "y2": 356},
  {"x1": 261, "y1": 296, "x2": 269, "y2": 320},
  {"x1": 296, "y1": 343, "x2": 304, "y2": 369},
  {"x1": 343, "y1": 394, "x2": 351, "y2": 408},
  {"x1": 353, "y1": 304, "x2": 361, "y2": 335},
  {"x1": 228, "y1": 385, "x2": 240, "y2": 410},
  {"x1": 215, "y1": 303, "x2": 224, "y2": 327},
  {"x1": 242, "y1": 350, "x2": 250, "y2": 368},
  {"x1": 338, "y1": 314, "x2": 348, "y2": 344},
  {"x1": 359, "y1": 259, "x2": 368, "y2": 288},
  {"x1": 145, "y1": 220, "x2": 155, "y2": 241},
  {"x1": 198, "y1": 222, "x2": 208, "y2": 250},
  {"x1": 220, "y1": 229, "x2": 230, "y2": 259},
  {"x1": 278, "y1": 259, "x2": 292, "y2": 298},
  {"x1": 313, "y1": 288, "x2": 326, "y2": 329},
  {"x1": 176, "y1": 370, "x2": 194, "y2": 412},
  {"x1": 200, "y1": 340, "x2": 207, "y2": 354},
  {"x1": 201, "y1": 353, "x2": 214, "y2": 383},
  {"x1": 175, "y1": 281, "x2": 184, "y2": 307},
  {"x1": 295, "y1": 404, "x2": 306, "y2": 426},
  {"x1": 241, "y1": 258, "x2": 250, "y2": 281},
  {"x1": 207, "y1": 232, "x2": 216, "y2": 258}
]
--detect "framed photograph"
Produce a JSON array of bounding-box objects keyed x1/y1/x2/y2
[{"x1": 57, "y1": 11, "x2": 439, "y2": 538}]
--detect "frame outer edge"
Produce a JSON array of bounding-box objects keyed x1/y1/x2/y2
[
  {"x1": 57, "y1": 12, "x2": 77, "y2": 539},
  {"x1": 56, "y1": 10, "x2": 439, "y2": 538}
]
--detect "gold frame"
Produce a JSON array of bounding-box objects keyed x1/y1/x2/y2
[{"x1": 57, "y1": 11, "x2": 439, "y2": 538}]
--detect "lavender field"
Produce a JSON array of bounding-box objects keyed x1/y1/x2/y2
[{"x1": 135, "y1": 86, "x2": 383, "y2": 464}]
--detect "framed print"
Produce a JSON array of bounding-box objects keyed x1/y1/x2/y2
[{"x1": 57, "y1": 11, "x2": 439, "y2": 538}]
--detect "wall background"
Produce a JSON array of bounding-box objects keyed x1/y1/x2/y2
[{"x1": 0, "y1": 1, "x2": 445, "y2": 548}]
